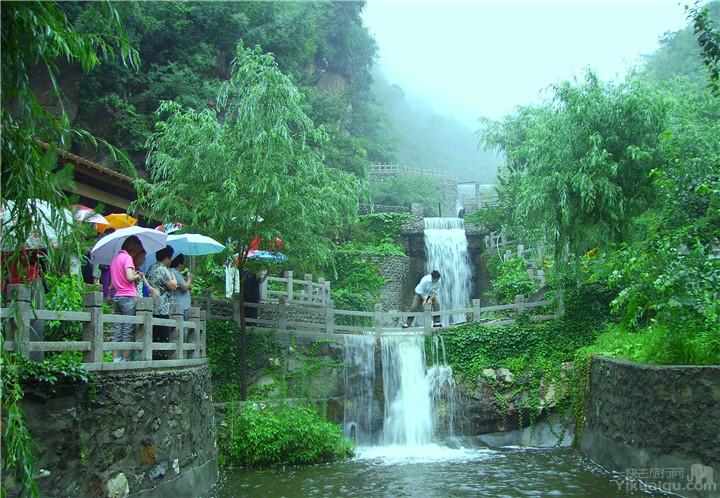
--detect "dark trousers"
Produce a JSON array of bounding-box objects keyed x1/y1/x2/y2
[
  {"x1": 153, "y1": 314, "x2": 170, "y2": 360},
  {"x1": 405, "y1": 293, "x2": 440, "y2": 326}
]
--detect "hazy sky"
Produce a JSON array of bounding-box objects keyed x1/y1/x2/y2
[{"x1": 363, "y1": 0, "x2": 689, "y2": 127}]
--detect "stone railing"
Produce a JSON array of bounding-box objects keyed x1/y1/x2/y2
[
  {"x1": 206, "y1": 293, "x2": 560, "y2": 337},
  {"x1": 261, "y1": 270, "x2": 331, "y2": 306},
  {"x1": 368, "y1": 164, "x2": 456, "y2": 181},
  {"x1": 1, "y1": 284, "x2": 207, "y2": 370}
]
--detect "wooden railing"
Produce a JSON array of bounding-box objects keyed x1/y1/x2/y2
[
  {"x1": 1, "y1": 285, "x2": 207, "y2": 370},
  {"x1": 206, "y1": 293, "x2": 560, "y2": 337}
]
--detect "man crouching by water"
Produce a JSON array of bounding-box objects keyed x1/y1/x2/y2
[{"x1": 403, "y1": 270, "x2": 441, "y2": 328}]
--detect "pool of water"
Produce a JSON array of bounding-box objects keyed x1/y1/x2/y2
[{"x1": 209, "y1": 444, "x2": 665, "y2": 497}]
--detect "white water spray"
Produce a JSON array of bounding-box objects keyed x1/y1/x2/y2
[
  {"x1": 342, "y1": 334, "x2": 377, "y2": 445},
  {"x1": 424, "y1": 218, "x2": 473, "y2": 325}
]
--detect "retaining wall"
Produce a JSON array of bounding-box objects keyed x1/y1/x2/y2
[
  {"x1": 581, "y1": 356, "x2": 720, "y2": 498},
  {"x1": 6, "y1": 366, "x2": 217, "y2": 498}
]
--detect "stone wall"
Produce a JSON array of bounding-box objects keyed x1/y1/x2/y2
[
  {"x1": 7, "y1": 366, "x2": 217, "y2": 498},
  {"x1": 581, "y1": 356, "x2": 720, "y2": 498},
  {"x1": 369, "y1": 254, "x2": 412, "y2": 313}
]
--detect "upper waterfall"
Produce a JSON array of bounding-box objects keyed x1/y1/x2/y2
[{"x1": 423, "y1": 217, "x2": 473, "y2": 325}]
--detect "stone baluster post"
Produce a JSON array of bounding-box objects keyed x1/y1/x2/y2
[
  {"x1": 317, "y1": 278, "x2": 325, "y2": 305},
  {"x1": 278, "y1": 296, "x2": 288, "y2": 332},
  {"x1": 169, "y1": 303, "x2": 184, "y2": 360},
  {"x1": 325, "y1": 299, "x2": 334, "y2": 334},
  {"x1": 284, "y1": 270, "x2": 294, "y2": 301},
  {"x1": 423, "y1": 303, "x2": 433, "y2": 334},
  {"x1": 7, "y1": 284, "x2": 31, "y2": 359},
  {"x1": 188, "y1": 306, "x2": 201, "y2": 359},
  {"x1": 515, "y1": 294, "x2": 526, "y2": 314},
  {"x1": 472, "y1": 299, "x2": 482, "y2": 323},
  {"x1": 83, "y1": 291, "x2": 104, "y2": 363},
  {"x1": 304, "y1": 273, "x2": 313, "y2": 302},
  {"x1": 374, "y1": 303, "x2": 383, "y2": 338},
  {"x1": 199, "y1": 310, "x2": 207, "y2": 357},
  {"x1": 259, "y1": 270, "x2": 268, "y2": 301},
  {"x1": 136, "y1": 297, "x2": 155, "y2": 361}
]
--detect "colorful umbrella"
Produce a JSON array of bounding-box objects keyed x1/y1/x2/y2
[
  {"x1": 246, "y1": 250, "x2": 287, "y2": 263},
  {"x1": 96, "y1": 213, "x2": 137, "y2": 234},
  {"x1": 155, "y1": 222, "x2": 184, "y2": 234},
  {"x1": 90, "y1": 226, "x2": 167, "y2": 265}
]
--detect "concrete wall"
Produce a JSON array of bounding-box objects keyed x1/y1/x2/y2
[
  {"x1": 7, "y1": 366, "x2": 217, "y2": 498},
  {"x1": 581, "y1": 356, "x2": 720, "y2": 498}
]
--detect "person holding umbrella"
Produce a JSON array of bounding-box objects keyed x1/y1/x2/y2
[
  {"x1": 146, "y1": 246, "x2": 178, "y2": 360},
  {"x1": 170, "y1": 253, "x2": 193, "y2": 321},
  {"x1": 109, "y1": 236, "x2": 144, "y2": 362}
]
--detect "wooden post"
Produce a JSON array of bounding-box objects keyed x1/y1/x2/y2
[
  {"x1": 515, "y1": 294, "x2": 526, "y2": 313},
  {"x1": 82, "y1": 291, "x2": 104, "y2": 363},
  {"x1": 278, "y1": 296, "x2": 288, "y2": 331},
  {"x1": 317, "y1": 278, "x2": 325, "y2": 304},
  {"x1": 537, "y1": 269, "x2": 546, "y2": 287},
  {"x1": 259, "y1": 270, "x2": 268, "y2": 301},
  {"x1": 374, "y1": 303, "x2": 383, "y2": 338},
  {"x1": 325, "y1": 299, "x2": 334, "y2": 334},
  {"x1": 517, "y1": 244, "x2": 524, "y2": 257},
  {"x1": 304, "y1": 273, "x2": 313, "y2": 302},
  {"x1": 423, "y1": 303, "x2": 432, "y2": 335},
  {"x1": 188, "y1": 306, "x2": 201, "y2": 359},
  {"x1": 472, "y1": 298, "x2": 481, "y2": 323},
  {"x1": 169, "y1": 303, "x2": 184, "y2": 360},
  {"x1": 199, "y1": 310, "x2": 207, "y2": 357},
  {"x1": 136, "y1": 297, "x2": 155, "y2": 361},
  {"x1": 325, "y1": 281, "x2": 331, "y2": 306},
  {"x1": 504, "y1": 249, "x2": 512, "y2": 262},
  {"x1": 7, "y1": 285, "x2": 31, "y2": 359},
  {"x1": 284, "y1": 270, "x2": 294, "y2": 301}
]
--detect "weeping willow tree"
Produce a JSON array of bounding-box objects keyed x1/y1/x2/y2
[
  {"x1": 140, "y1": 43, "x2": 365, "y2": 399},
  {"x1": 1, "y1": 3, "x2": 137, "y2": 496}
]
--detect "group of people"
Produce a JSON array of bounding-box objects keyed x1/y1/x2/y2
[{"x1": 109, "y1": 235, "x2": 194, "y2": 361}]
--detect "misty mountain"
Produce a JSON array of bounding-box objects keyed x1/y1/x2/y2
[{"x1": 372, "y1": 71, "x2": 499, "y2": 183}]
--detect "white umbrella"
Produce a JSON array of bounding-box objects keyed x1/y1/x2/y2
[
  {"x1": 72, "y1": 204, "x2": 109, "y2": 225},
  {"x1": 167, "y1": 233, "x2": 224, "y2": 256},
  {"x1": 1, "y1": 199, "x2": 74, "y2": 249},
  {"x1": 91, "y1": 226, "x2": 168, "y2": 265}
]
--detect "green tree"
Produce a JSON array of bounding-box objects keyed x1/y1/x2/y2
[
  {"x1": 139, "y1": 43, "x2": 364, "y2": 399},
  {"x1": 370, "y1": 175, "x2": 443, "y2": 215},
  {"x1": 687, "y1": 1, "x2": 720, "y2": 95},
  {"x1": 480, "y1": 72, "x2": 668, "y2": 260}
]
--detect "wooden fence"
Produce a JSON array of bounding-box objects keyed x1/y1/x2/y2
[
  {"x1": 1, "y1": 284, "x2": 207, "y2": 370},
  {"x1": 206, "y1": 293, "x2": 560, "y2": 337},
  {"x1": 368, "y1": 164, "x2": 456, "y2": 181}
]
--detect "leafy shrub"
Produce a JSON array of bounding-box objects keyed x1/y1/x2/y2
[
  {"x1": 487, "y1": 255, "x2": 536, "y2": 303},
  {"x1": 219, "y1": 402, "x2": 354, "y2": 468},
  {"x1": 44, "y1": 274, "x2": 85, "y2": 341}
]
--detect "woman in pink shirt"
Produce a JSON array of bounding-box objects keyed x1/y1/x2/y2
[{"x1": 110, "y1": 236, "x2": 143, "y2": 362}]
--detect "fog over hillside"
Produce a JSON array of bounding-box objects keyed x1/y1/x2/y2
[{"x1": 372, "y1": 70, "x2": 500, "y2": 183}]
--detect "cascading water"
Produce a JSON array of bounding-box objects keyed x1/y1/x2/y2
[
  {"x1": 343, "y1": 331, "x2": 461, "y2": 455},
  {"x1": 342, "y1": 334, "x2": 378, "y2": 445},
  {"x1": 381, "y1": 334, "x2": 433, "y2": 446},
  {"x1": 423, "y1": 217, "x2": 473, "y2": 325}
]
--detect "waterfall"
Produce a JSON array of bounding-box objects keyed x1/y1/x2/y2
[
  {"x1": 342, "y1": 334, "x2": 378, "y2": 445},
  {"x1": 381, "y1": 334, "x2": 434, "y2": 445},
  {"x1": 423, "y1": 218, "x2": 473, "y2": 325}
]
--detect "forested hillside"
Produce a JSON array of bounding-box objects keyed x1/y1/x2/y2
[
  {"x1": 372, "y1": 71, "x2": 499, "y2": 182},
  {"x1": 641, "y1": 0, "x2": 720, "y2": 88},
  {"x1": 63, "y1": 1, "x2": 394, "y2": 177}
]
